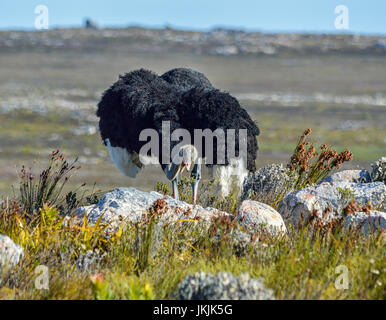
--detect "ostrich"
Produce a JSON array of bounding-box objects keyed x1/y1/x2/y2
[{"x1": 96, "y1": 68, "x2": 260, "y2": 205}]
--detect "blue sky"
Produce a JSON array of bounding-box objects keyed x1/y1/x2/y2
[{"x1": 0, "y1": 0, "x2": 385, "y2": 35}]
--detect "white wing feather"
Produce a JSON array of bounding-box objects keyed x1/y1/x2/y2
[{"x1": 105, "y1": 138, "x2": 142, "y2": 178}]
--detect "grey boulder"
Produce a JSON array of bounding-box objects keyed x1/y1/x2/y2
[
  {"x1": 237, "y1": 200, "x2": 287, "y2": 235},
  {"x1": 241, "y1": 163, "x2": 291, "y2": 203},
  {"x1": 369, "y1": 157, "x2": 386, "y2": 184},
  {"x1": 173, "y1": 271, "x2": 275, "y2": 300},
  {"x1": 321, "y1": 169, "x2": 371, "y2": 184},
  {"x1": 344, "y1": 211, "x2": 385, "y2": 235},
  {"x1": 278, "y1": 180, "x2": 386, "y2": 231}
]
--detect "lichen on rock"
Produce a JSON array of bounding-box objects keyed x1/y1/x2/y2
[
  {"x1": 0, "y1": 234, "x2": 23, "y2": 270},
  {"x1": 369, "y1": 157, "x2": 386, "y2": 184},
  {"x1": 241, "y1": 163, "x2": 291, "y2": 203},
  {"x1": 173, "y1": 271, "x2": 275, "y2": 300}
]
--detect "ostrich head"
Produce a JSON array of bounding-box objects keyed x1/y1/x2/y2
[
  {"x1": 164, "y1": 145, "x2": 199, "y2": 204},
  {"x1": 165, "y1": 144, "x2": 198, "y2": 180},
  {"x1": 175, "y1": 144, "x2": 198, "y2": 173}
]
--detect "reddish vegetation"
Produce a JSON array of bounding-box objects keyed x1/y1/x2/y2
[
  {"x1": 304, "y1": 208, "x2": 344, "y2": 234},
  {"x1": 343, "y1": 200, "x2": 373, "y2": 217},
  {"x1": 288, "y1": 128, "x2": 353, "y2": 187},
  {"x1": 289, "y1": 128, "x2": 316, "y2": 172},
  {"x1": 322, "y1": 206, "x2": 332, "y2": 219},
  {"x1": 343, "y1": 200, "x2": 361, "y2": 216},
  {"x1": 209, "y1": 215, "x2": 235, "y2": 238},
  {"x1": 250, "y1": 230, "x2": 270, "y2": 243},
  {"x1": 0, "y1": 199, "x2": 22, "y2": 223},
  {"x1": 210, "y1": 214, "x2": 233, "y2": 225},
  {"x1": 148, "y1": 197, "x2": 169, "y2": 217},
  {"x1": 301, "y1": 199, "x2": 375, "y2": 235},
  {"x1": 362, "y1": 203, "x2": 373, "y2": 214},
  {"x1": 183, "y1": 207, "x2": 192, "y2": 216}
]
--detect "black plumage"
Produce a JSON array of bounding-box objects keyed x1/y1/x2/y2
[
  {"x1": 96, "y1": 68, "x2": 260, "y2": 171},
  {"x1": 161, "y1": 68, "x2": 213, "y2": 91}
]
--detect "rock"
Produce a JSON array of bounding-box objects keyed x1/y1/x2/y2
[
  {"x1": 354, "y1": 157, "x2": 386, "y2": 184},
  {"x1": 321, "y1": 169, "x2": 370, "y2": 184},
  {"x1": 278, "y1": 181, "x2": 386, "y2": 230},
  {"x1": 75, "y1": 187, "x2": 231, "y2": 229},
  {"x1": 238, "y1": 200, "x2": 287, "y2": 235},
  {"x1": 369, "y1": 157, "x2": 386, "y2": 184},
  {"x1": 173, "y1": 271, "x2": 275, "y2": 300},
  {"x1": 74, "y1": 188, "x2": 271, "y2": 256},
  {"x1": 241, "y1": 163, "x2": 291, "y2": 203},
  {"x1": 0, "y1": 235, "x2": 23, "y2": 269},
  {"x1": 344, "y1": 211, "x2": 386, "y2": 235}
]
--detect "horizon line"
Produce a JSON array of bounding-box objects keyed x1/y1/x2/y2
[{"x1": 0, "y1": 22, "x2": 385, "y2": 37}]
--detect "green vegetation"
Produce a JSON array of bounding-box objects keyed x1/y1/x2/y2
[
  {"x1": 1, "y1": 193, "x2": 384, "y2": 300},
  {"x1": 0, "y1": 145, "x2": 384, "y2": 300}
]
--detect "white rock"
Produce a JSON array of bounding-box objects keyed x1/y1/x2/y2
[
  {"x1": 238, "y1": 200, "x2": 287, "y2": 235},
  {"x1": 174, "y1": 271, "x2": 275, "y2": 300},
  {"x1": 320, "y1": 170, "x2": 370, "y2": 184},
  {"x1": 344, "y1": 211, "x2": 386, "y2": 235},
  {"x1": 278, "y1": 181, "x2": 386, "y2": 230},
  {"x1": 75, "y1": 187, "x2": 231, "y2": 228},
  {"x1": 0, "y1": 234, "x2": 23, "y2": 269}
]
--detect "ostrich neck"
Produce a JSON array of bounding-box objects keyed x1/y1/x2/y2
[{"x1": 164, "y1": 162, "x2": 181, "y2": 181}]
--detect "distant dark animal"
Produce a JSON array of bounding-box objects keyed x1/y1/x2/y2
[
  {"x1": 84, "y1": 18, "x2": 98, "y2": 30},
  {"x1": 96, "y1": 68, "x2": 260, "y2": 204}
]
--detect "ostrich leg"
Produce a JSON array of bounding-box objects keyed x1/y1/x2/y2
[
  {"x1": 163, "y1": 162, "x2": 181, "y2": 201},
  {"x1": 191, "y1": 163, "x2": 201, "y2": 206},
  {"x1": 172, "y1": 176, "x2": 179, "y2": 201}
]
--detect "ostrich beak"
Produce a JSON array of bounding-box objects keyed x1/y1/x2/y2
[{"x1": 180, "y1": 161, "x2": 191, "y2": 173}]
